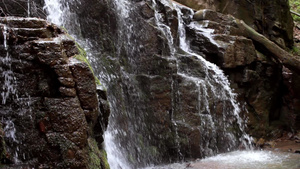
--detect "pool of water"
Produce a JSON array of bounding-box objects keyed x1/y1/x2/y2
[{"x1": 144, "y1": 150, "x2": 300, "y2": 169}]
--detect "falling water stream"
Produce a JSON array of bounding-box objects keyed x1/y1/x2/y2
[
  {"x1": 174, "y1": 3, "x2": 252, "y2": 148},
  {"x1": 0, "y1": 23, "x2": 21, "y2": 164},
  {"x1": 27, "y1": 0, "x2": 30, "y2": 17},
  {"x1": 42, "y1": 0, "x2": 299, "y2": 168},
  {"x1": 1, "y1": 25, "x2": 17, "y2": 105}
]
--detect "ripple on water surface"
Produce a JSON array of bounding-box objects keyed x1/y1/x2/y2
[{"x1": 144, "y1": 151, "x2": 300, "y2": 169}]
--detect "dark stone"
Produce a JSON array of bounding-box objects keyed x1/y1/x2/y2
[
  {"x1": 176, "y1": 0, "x2": 294, "y2": 47},
  {"x1": 0, "y1": 17, "x2": 48, "y2": 28},
  {"x1": 58, "y1": 77, "x2": 76, "y2": 88},
  {"x1": 59, "y1": 87, "x2": 77, "y2": 97},
  {"x1": 54, "y1": 65, "x2": 74, "y2": 78},
  {"x1": 70, "y1": 62, "x2": 98, "y2": 111},
  {"x1": 0, "y1": 0, "x2": 46, "y2": 18},
  {"x1": 0, "y1": 16, "x2": 109, "y2": 168},
  {"x1": 61, "y1": 38, "x2": 79, "y2": 57}
]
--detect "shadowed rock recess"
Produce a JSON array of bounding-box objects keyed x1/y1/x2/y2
[{"x1": 0, "y1": 17, "x2": 109, "y2": 168}]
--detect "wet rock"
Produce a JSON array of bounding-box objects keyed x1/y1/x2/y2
[
  {"x1": 214, "y1": 35, "x2": 257, "y2": 68},
  {"x1": 175, "y1": 0, "x2": 294, "y2": 47},
  {"x1": 264, "y1": 141, "x2": 276, "y2": 149},
  {"x1": 175, "y1": 0, "x2": 216, "y2": 10},
  {"x1": 188, "y1": 9, "x2": 283, "y2": 138},
  {"x1": 0, "y1": 17, "x2": 109, "y2": 168},
  {"x1": 58, "y1": 77, "x2": 75, "y2": 87},
  {"x1": 59, "y1": 87, "x2": 77, "y2": 97},
  {"x1": 0, "y1": 17, "x2": 48, "y2": 28},
  {"x1": 61, "y1": 38, "x2": 79, "y2": 58},
  {"x1": 138, "y1": 1, "x2": 155, "y2": 19},
  {"x1": 0, "y1": 0, "x2": 46, "y2": 18},
  {"x1": 189, "y1": 11, "x2": 257, "y2": 68},
  {"x1": 70, "y1": 62, "x2": 98, "y2": 111},
  {"x1": 54, "y1": 65, "x2": 74, "y2": 78}
]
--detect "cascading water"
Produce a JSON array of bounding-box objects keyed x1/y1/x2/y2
[
  {"x1": 1, "y1": 25, "x2": 17, "y2": 105},
  {"x1": 27, "y1": 0, "x2": 30, "y2": 17},
  {"x1": 42, "y1": 0, "x2": 254, "y2": 168},
  {"x1": 43, "y1": 0, "x2": 134, "y2": 168},
  {"x1": 149, "y1": 0, "x2": 252, "y2": 158},
  {"x1": 0, "y1": 24, "x2": 21, "y2": 164},
  {"x1": 173, "y1": 3, "x2": 252, "y2": 150},
  {"x1": 43, "y1": 0, "x2": 63, "y2": 26}
]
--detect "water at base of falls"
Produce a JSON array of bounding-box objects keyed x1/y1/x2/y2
[{"x1": 144, "y1": 151, "x2": 300, "y2": 169}]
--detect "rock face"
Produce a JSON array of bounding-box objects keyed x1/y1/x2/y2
[
  {"x1": 0, "y1": 0, "x2": 298, "y2": 168},
  {"x1": 174, "y1": 0, "x2": 294, "y2": 48},
  {"x1": 189, "y1": 9, "x2": 284, "y2": 138},
  {"x1": 61, "y1": 0, "x2": 249, "y2": 167},
  {"x1": 0, "y1": 17, "x2": 109, "y2": 168},
  {"x1": 0, "y1": 0, "x2": 46, "y2": 18},
  {"x1": 49, "y1": 0, "x2": 298, "y2": 167}
]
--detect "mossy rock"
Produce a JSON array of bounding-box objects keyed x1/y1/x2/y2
[
  {"x1": 62, "y1": 28, "x2": 102, "y2": 86},
  {"x1": 74, "y1": 43, "x2": 102, "y2": 85},
  {"x1": 88, "y1": 138, "x2": 110, "y2": 169}
]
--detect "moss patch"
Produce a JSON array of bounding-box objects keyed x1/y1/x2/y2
[
  {"x1": 74, "y1": 44, "x2": 102, "y2": 85},
  {"x1": 88, "y1": 138, "x2": 110, "y2": 169},
  {"x1": 290, "y1": 0, "x2": 300, "y2": 22},
  {"x1": 289, "y1": 44, "x2": 300, "y2": 56},
  {"x1": 62, "y1": 29, "x2": 102, "y2": 86}
]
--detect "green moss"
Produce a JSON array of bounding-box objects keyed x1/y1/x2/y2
[
  {"x1": 290, "y1": 0, "x2": 300, "y2": 22},
  {"x1": 62, "y1": 29, "x2": 102, "y2": 86},
  {"x1": 74, "y1": 43, "x2": 102, "y2": 85},
  {"x1": 290, "y1": 45, "x2": 300, "y2": 56},
  {"x1": 100, "y1": 149, "x2": 110, "y2": 169},
  {"x1": 88, "y1": 138, "x2": 110, "y2": 169}
]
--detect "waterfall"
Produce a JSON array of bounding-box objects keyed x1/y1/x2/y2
[
  {"x1": 0, "y1": 23, "x2": 21, "y2": 164},
  {"x1": 1, "y1": 25, "x2": 17, "y2": 105},
  {"x1": 43, "y1": 0, "x2": 63, "y2": 26},
  {"x1": 43, "y1": 0, "x2": 133, "y2": 168},
  {"x1": 173, "y1": 3, "x2": 252, "y2": 150},
  {"x1": 43, "y1": 0, "x2": 253, "y2": 168},
  {"x1": 27, "y1": 0, "x2": 31, "y2": 17}
]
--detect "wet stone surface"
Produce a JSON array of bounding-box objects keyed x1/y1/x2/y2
[{"x1": 0, "y1": 17, "x2": 110, "y2": 168}]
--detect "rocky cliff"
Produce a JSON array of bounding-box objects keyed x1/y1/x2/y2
[
  {"x1": 37, "y1": 0, "x2": 299, "y2": 167},
  {"x1": 0, "y1": 0, "x2": 299, "y2": 168},
  {"x1": 0, "y1": 17, "x2": 109, "y2": 168}
]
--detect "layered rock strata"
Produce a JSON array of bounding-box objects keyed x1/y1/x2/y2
[{"x1": 0, "y1": 17, "x2": 109, "y2": 169}]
